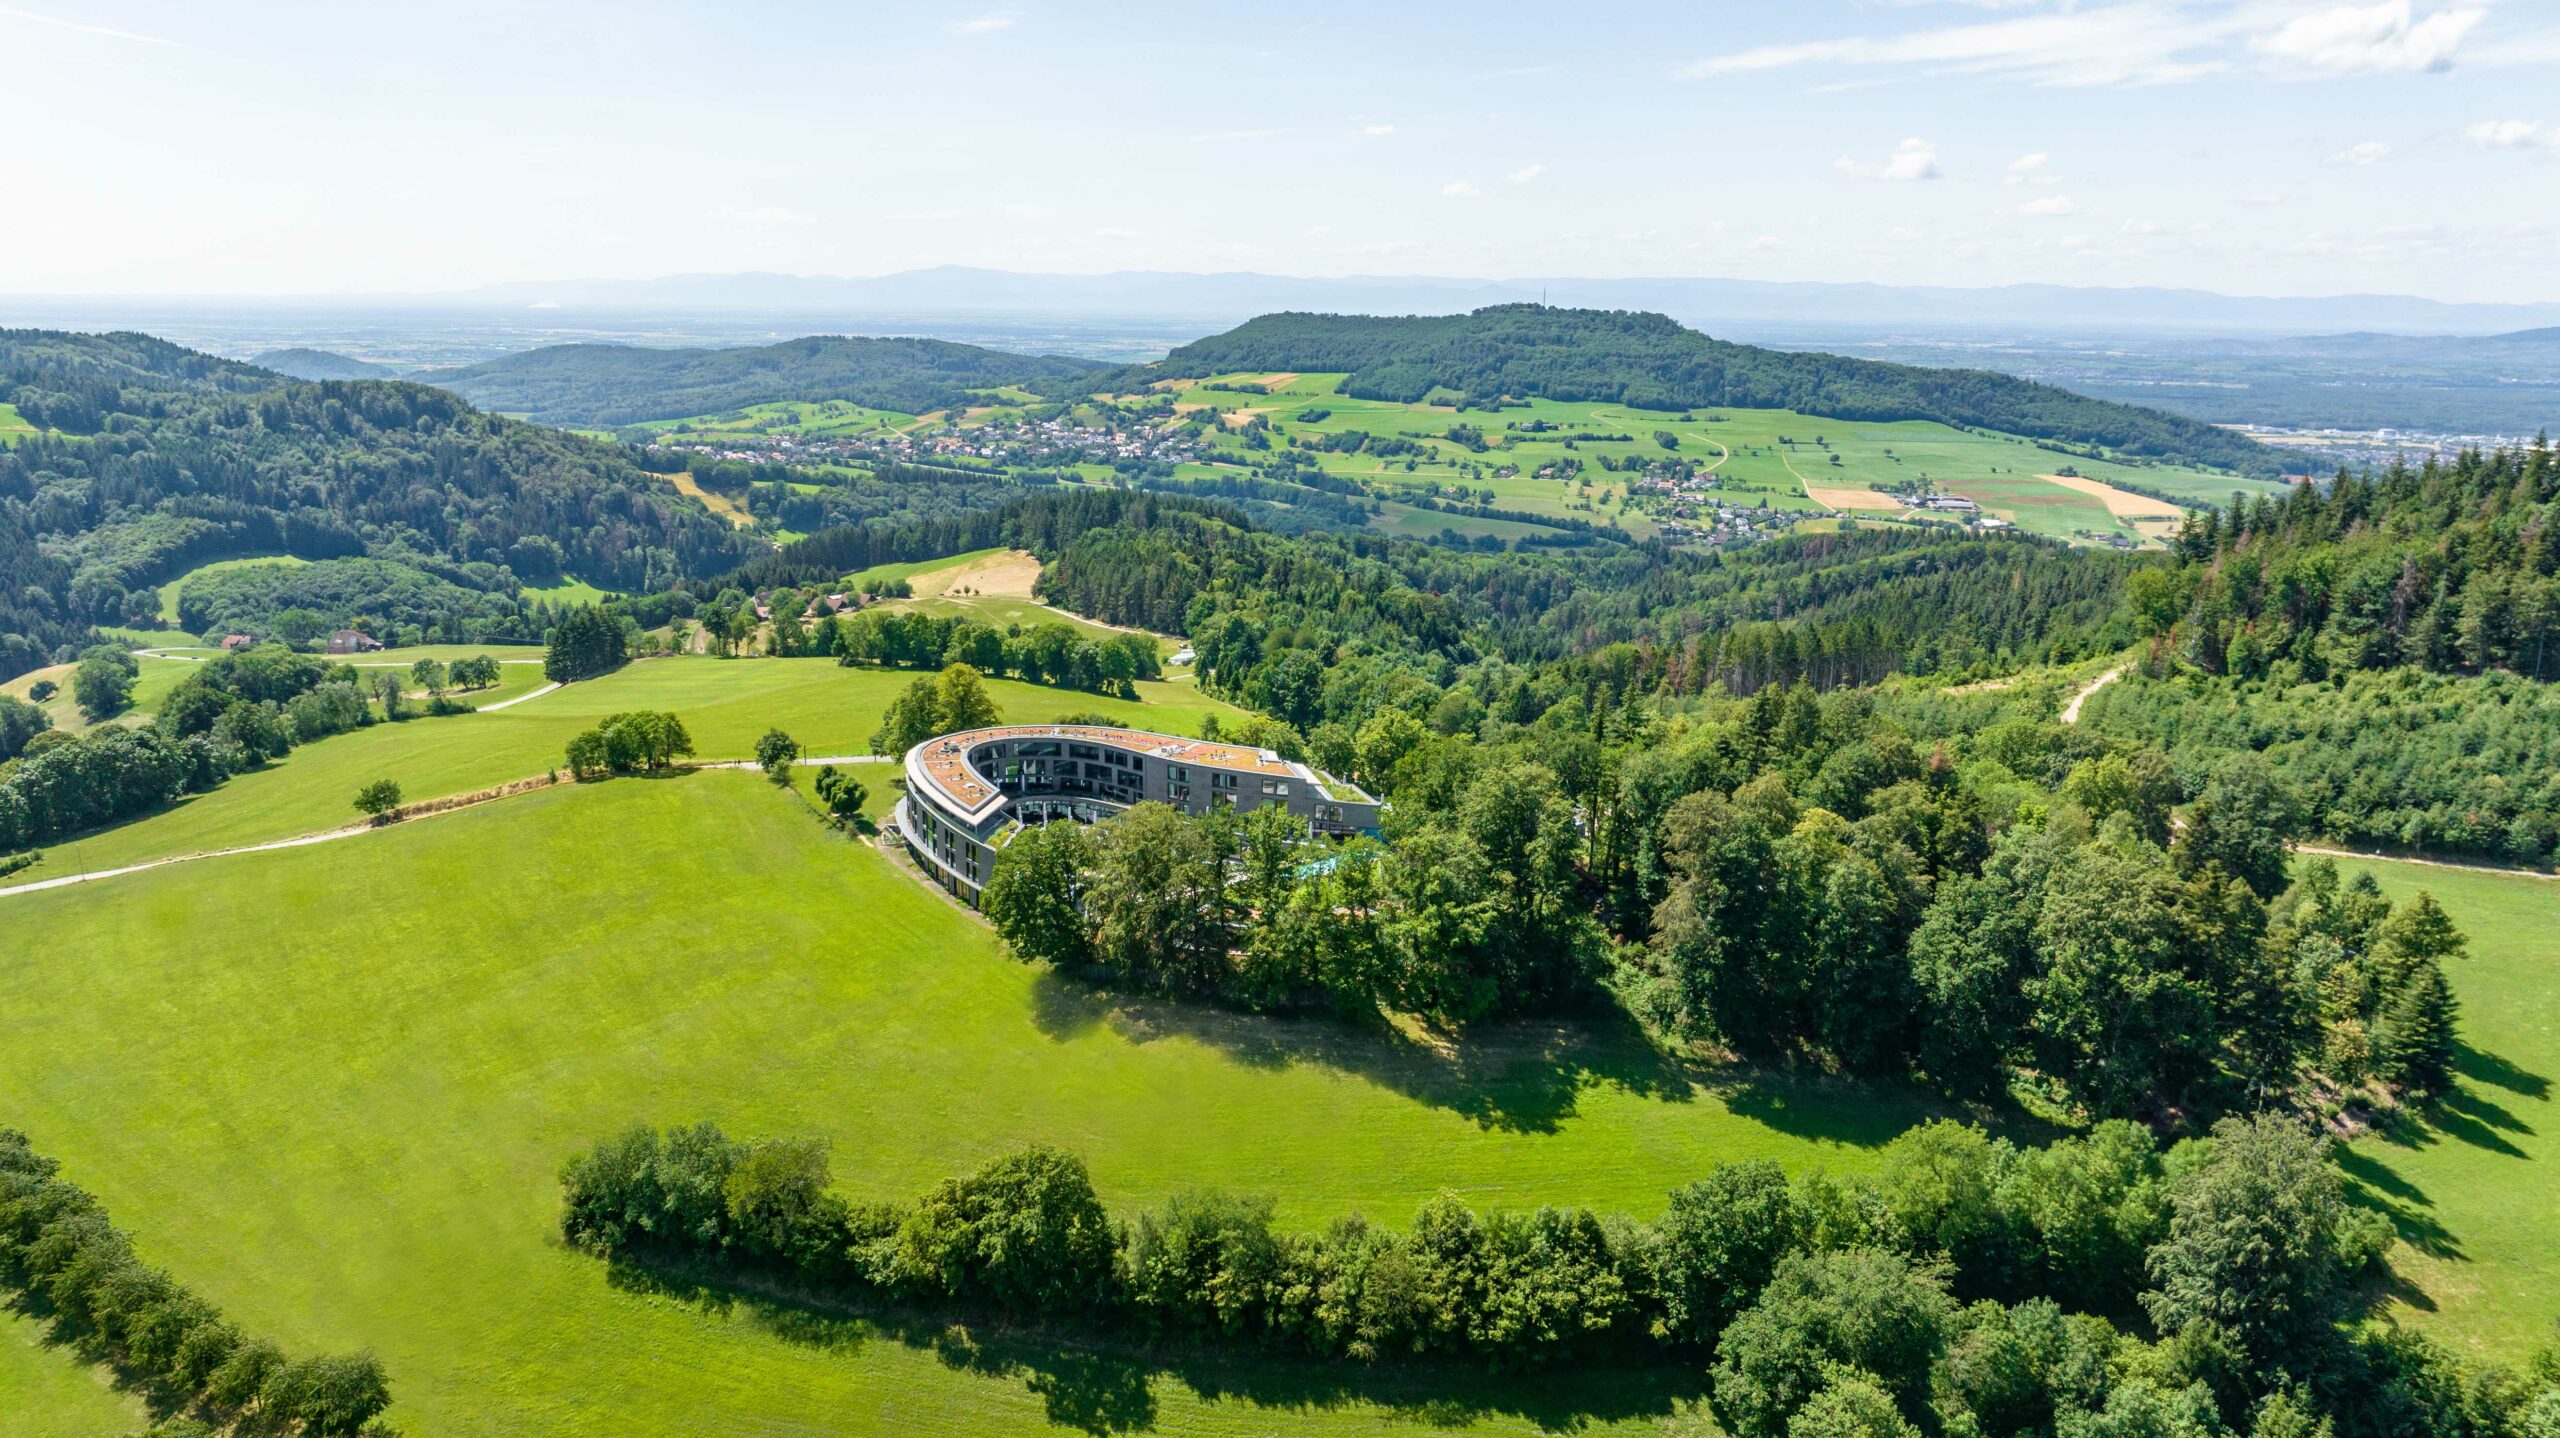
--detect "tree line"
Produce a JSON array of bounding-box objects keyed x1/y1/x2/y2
[
  {"x1": 979, "y1": 676, "x2": 2464, "y2": 1123},
  {"x1": 0, "y1": 642, "x2": 505, "y2": 856},
  {"x1": 1, "y1": 1128, "x2": 391, "y2": 1435},
  {"x1": 558, "y1": 1115, "x2": 2560, "y2": 1436}
]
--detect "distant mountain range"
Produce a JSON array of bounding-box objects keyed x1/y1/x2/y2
[{"x1": 424, "y1": 267, "x2": 2560, "y2": 337}]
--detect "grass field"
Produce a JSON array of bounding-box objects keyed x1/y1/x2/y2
[
  {"x1": 0, "y1": 772, "x2": 1943, "y2": 1437},
  {"x1": 0, "y1": 400, "x2": 43, "y2": 446},
  {"x1": 4, "y1": 657, "x2": 1244, "y2": 886},
  {"x1": 517, "y1": 577, "x2": 618, "y2": 605},
  {"x1": 1, "y1": 654, "x2": 205, "y2": 736},
  {"x1": 156, "y1": 554, "x2": 310, "y2": 625},
  {"x1": 2335, "y1": 857, "x2": 2560, "y2": 1362}
]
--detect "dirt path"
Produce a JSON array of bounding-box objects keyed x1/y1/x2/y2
[
  {"x1": 475, "y1": 681, "x2": 560, "y2": 712},
  {"x1": 1779, "y1": 444, "x2": 1903, "y2": 512},
  {"x1": 2293, "y1": 845, "x2": 2560, "y2": 881},
  {"x1": 0, "y1": 774, "x2": 562, "y2": 900},
  {"x1": 0, "y1": 755, "x2": 899, "y2": 902},
  {"x1": 2059, "y1": 665, "x2": 2125, "y2": 723}
]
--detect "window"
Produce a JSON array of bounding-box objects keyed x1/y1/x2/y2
[
  {"x1": 1261, "y1": 779, "x2": 1288, "y2": 797},
  {"x1": 1168, "y1": 764, "x2": 1190, "y2": 782}
]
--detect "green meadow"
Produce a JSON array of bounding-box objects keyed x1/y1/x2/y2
[
  {"x1": 4, "y1": 656, "x2": 2556, "y2": 1434},
  {"x1": 1, "y1": 654, "x2": 204, "y2": 736},
  {"x1": 4, "y1": 656, "x2": 1245, "y2": 886},
  {"x1": 0, "y1": 770, "x2": 1938, "y2": 1437},
  {"x1": 0, "y1": 400, "x2": 44, "y2": 446},
  {"x1": 2335, "y1": 857, "x2": 2560, "y2": 1361}
]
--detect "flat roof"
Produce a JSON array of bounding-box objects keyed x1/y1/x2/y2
[{"x1": 905, "y1": 724, "x2": 1311, "y2": 825}]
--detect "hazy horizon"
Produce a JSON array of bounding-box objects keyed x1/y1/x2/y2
[{"x1": 9, "y1": 1, "x2": 2560, "y2": 305}]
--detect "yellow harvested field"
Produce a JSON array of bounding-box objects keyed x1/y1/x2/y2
[
  {"x1": 2039, "y1": 473, "x2": 2186, "y2": 543},
  {"x1": 912, "y1": 548, "x2": 1042, "y2": 601},
  {"x1": 1803, "y1": 483, "x2": 1906, "y2": 512},
  {"x1": 666, "y1": 471, "x2": 751, "y2": 528}
]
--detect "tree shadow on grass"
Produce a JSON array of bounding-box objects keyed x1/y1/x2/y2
[
  {"x1": 2334, "y1": 1146, "x2": 2463, "y2": 1260},
  {"x1": 5, "y1": 1290, "x2": 191, "y2": 1424},
  {"x1": 2453, "y1": 1041, "x2": 2549, "y2": 1102},
  {"x1": 1029, "y1": 971, "x2": 1986, "y2": 1147},
  {"x1": 605, "y1": 1254, "x2": 1702, "y2": 1435}
]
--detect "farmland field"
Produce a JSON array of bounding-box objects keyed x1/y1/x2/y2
[
  {"x1": 1139, "y1": 373, "x2": 2289, "y2": 548},
  {"x1": 0, "y1": 768, "x2": 1944, "y2": 1437}
]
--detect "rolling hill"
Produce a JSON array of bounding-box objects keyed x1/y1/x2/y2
[
  {"x1": 1110, "y1": 306, "x2": 2287, "y2": 478},
  {"x1": 251, "y1": 346, "x2": 402, "y2": 380},
  {"x1": 423, "y1": 334, "x2": 1107, "y2": 427}
]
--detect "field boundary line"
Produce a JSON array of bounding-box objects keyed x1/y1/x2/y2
[
  {"x1": 0, "y1": 773, "x2": 564, "y2": 901},
  {"x1": 2294, "y1": 845, "x2": 2559, "y2": 882}
]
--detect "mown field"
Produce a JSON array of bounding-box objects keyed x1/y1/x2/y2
[
  {"x1": 6, "y1": 648, "x2": 2556, "y2": 1434},
  {"x1": 1, "y1": 770, "x2": 1944, "y2": 1437},
  {"x1": 3, "y1": 656, "x2": 1242, "y2": 887},
  {"x1": 2336, "y1": 857, "x2": 2560, "y2": 1360}
]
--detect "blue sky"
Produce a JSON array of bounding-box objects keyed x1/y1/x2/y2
[{"x1": 6, "y1": 0, "x2": 2557, "y2": 300}]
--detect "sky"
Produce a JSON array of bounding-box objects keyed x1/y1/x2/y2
[{"x1": 6, "y1": 0, "x2": 2559, "y2": 302}]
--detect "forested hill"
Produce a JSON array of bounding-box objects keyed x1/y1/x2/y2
[
  {"x1": 250, "y1": 347, "x2": 399, "y2": 381},
  {"x1": 424, "y1": 335, "x2": 1108, "y2": 427},
  {"x1": 0, "y1": 329, "x2": 761, "y2": 679},
  {"x1": 1121, "y1": 305, "x2": 2285, "y2": 479}
]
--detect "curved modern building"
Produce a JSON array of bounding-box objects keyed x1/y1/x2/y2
[{"x1": 895, "y1": 724, "x2": 1381, "y2": 903}]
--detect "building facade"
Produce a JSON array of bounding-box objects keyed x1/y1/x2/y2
[{"x1": 895, "y1": 723, "x2": 1381, "y2": 904}]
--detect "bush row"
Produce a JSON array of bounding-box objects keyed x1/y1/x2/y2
[
  {"x1": 561, "y1": 1115, "x2": 2560, "y2": 1436},
  {"x1": 0, "y1": 1129, "x2": 391, "y2": 1436}
]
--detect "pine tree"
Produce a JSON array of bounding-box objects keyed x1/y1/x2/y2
[{"x1": 2374, "y1": 957, "x2": 2459, "y2": 1100}]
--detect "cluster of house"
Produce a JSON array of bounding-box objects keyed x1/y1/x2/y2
[{"x1": 650, "y1": 413, "x2": 1203, "y2": 474}]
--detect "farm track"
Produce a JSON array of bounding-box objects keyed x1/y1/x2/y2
[{"x1": 0, "y1": 755, "x2": 895, "y2": 901}]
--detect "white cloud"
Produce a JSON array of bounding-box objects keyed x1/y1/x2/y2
[
  {"x1": 1091, "y1": 227, "x2": 1140, "y2": 240},
  {"x1": 2463, "y1": 118, "x2": 2551, "y2": 149},
  {"x1": 1189, "y1": 127, "x2": 1293, "y2": 143},
  {"x1": 947, "y1": 12, "x2": 1017, "y2": 35},
  {"x1": 2250, "y1": 2, "x2": 2481, "y2": 75},
  {"x1": 2326, "y1": 140, "x2": 2392, "y2": 165},
  {"x1": 1441, "y1": 179, "x2": 1483, "y2": 197},
  {"x1": 2020, "y1": 194, "x2": 2081, "y2": 216},
  {"x1": 2005, "y1": 151, "x2": 2057, "y2": 184},
  {"x1": 0, "y1": 6, "x2": 178, "y2": 44},
  {"x1": 1839, "y1": 137, "x2": 1942, "y2": 181},
  {"x1": 1507, "y1": 163, "x2": 1545, "y2": 184},
  {"x1": 2121, "y1": 218, "x2": 2171, "y2": 234},
  {"x1": 1676, "y1": 1, "x2": 2482, "y2": 88},
  {"x1": 1361, "y1": 123, "x2": 1396, "y2": 137},
  {"x1": 1749, "y1": 234, "x2": 1786, "y2": 252}
]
